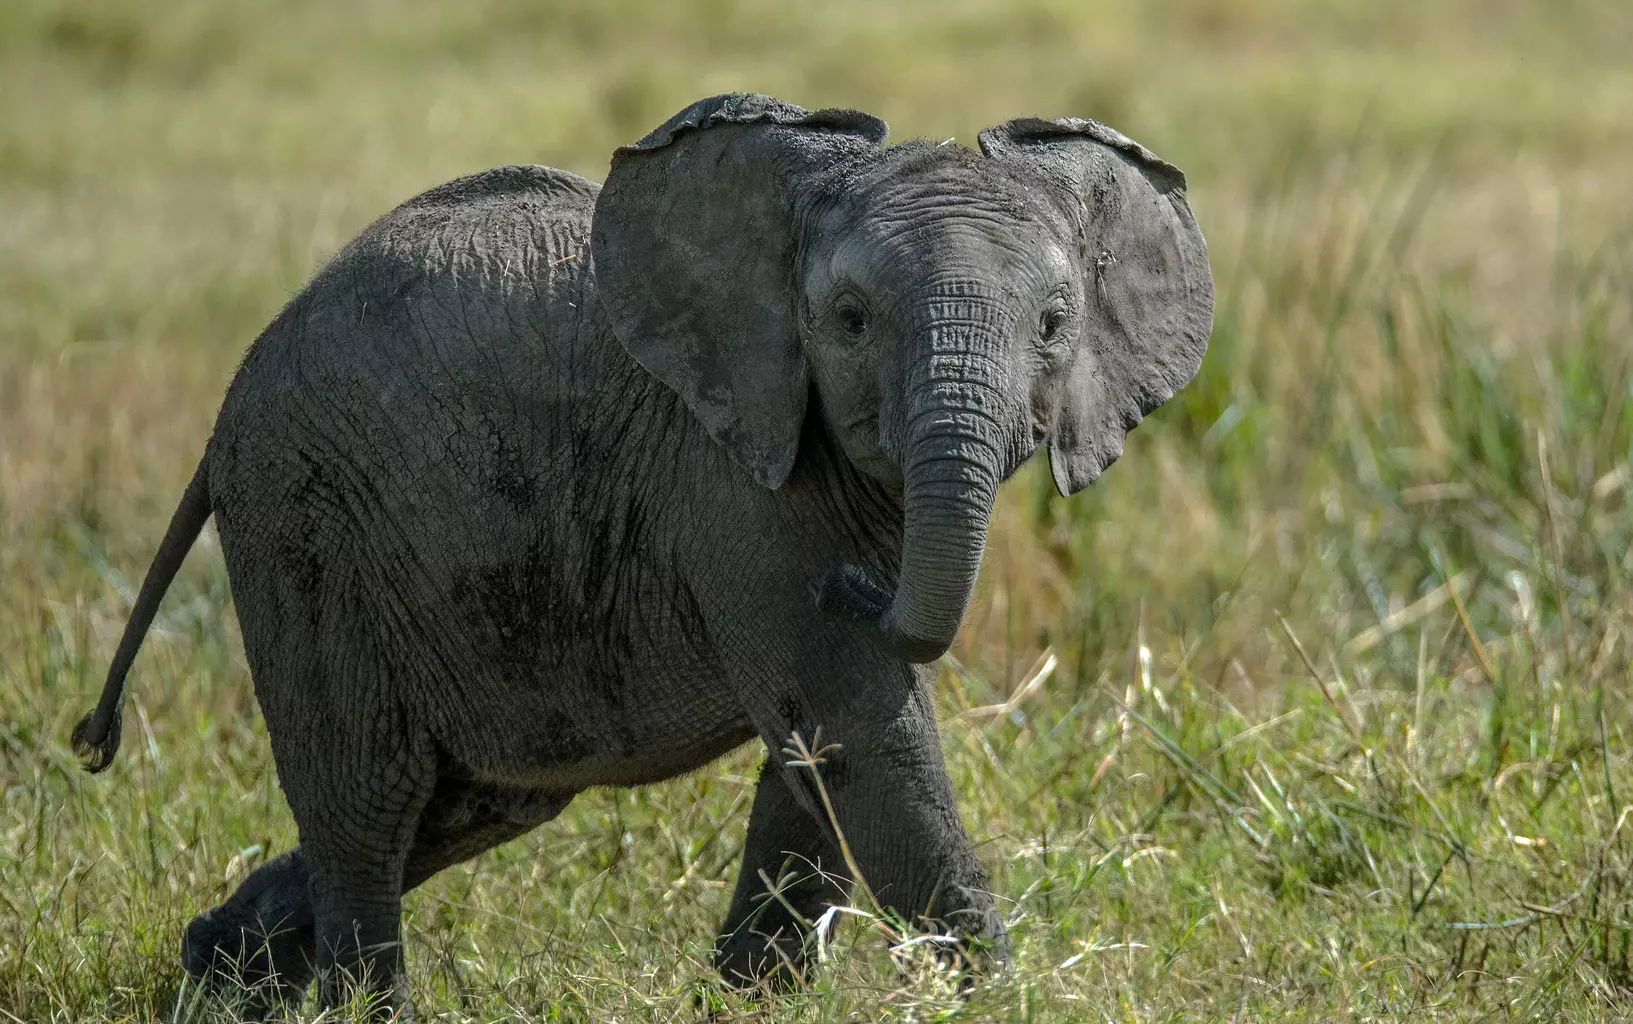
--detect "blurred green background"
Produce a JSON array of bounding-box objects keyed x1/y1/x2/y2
[{"x1": 4, "y1": 1, "x2": 1633, "y2": 1020}]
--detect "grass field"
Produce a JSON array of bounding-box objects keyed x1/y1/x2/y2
[{"x1": 4, "y1": 0, "x2": 1633, "y2": 1020}]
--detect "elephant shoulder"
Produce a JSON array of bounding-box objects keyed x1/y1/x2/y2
[
  {"x1": 364, "y1": 164, "x2": 599, "y2": 270},
  {"x1": 391, "y1": 164, "x2": 601, "y2": 224},
  {"x1": 215, "y1": 164, "x2": 606, "y2": 436},
  {"x1": 285, "y1": 164, "x2": 598, "y2": 343}
]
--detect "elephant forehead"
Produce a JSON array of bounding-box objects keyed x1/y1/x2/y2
[
  {"x1": 850, "y1": 165, "x2": 1032, "y2": 232},
  {"x1": 813, "y1": 208, "x2": 1073, "y2": 303},
  {"x1": 810, "y1": 162, "x2": 1070, "y2": 278}
]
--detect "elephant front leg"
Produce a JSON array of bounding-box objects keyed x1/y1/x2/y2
[
  {"x1": 715, "y1": 757, "x2": 850, "y2": 988},
  {"x1": 752, "y1": 664, "x2": 1011, "y2": 982}
]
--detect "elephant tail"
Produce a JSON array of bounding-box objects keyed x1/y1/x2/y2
[{"x1": 72, "y1": 455, "x2": 213, "y2": 773}]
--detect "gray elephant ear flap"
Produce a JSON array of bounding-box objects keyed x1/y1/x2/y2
[
  {"x1": 979, "y1": 117, "x2": 1214, "y2": 496},
  {"x1": 592, "y1": 93, "x2": 888, "y2": 489}
]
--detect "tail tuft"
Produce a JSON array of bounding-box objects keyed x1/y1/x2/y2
[{"x1": 71, "y1": 708, "x2": 122, "y2": 773}]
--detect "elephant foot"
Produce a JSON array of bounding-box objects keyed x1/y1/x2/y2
[
  {"x1": 713, "y1": 920, "x2": 812, "y2": 992},
  {"x1": 315, "y1": 962, "x2": 413, "y2": 1021},
  {"x1": 180, "y1": 849, "x2": 316, "y2": 1018},
  {"x1": 934, "y1": 894, "x2": 1013, "y2": 971}
]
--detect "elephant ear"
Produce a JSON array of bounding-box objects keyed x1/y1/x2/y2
[
  {"x1": 979, "y1": 117, "x2": 1214, "y2": 495},
  {"x1": 592, "y1": 93, "x2": 888, "y2": 489}
]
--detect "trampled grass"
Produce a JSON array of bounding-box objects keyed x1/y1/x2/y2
[{"x1": 3, "y1": 0, "x2": 1633, "y2": 1020}]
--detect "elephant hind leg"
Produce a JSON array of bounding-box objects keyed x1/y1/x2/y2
[
  {"x1": 179, "y1": 783, "x2": 569, "y2": 1017},
  {"x1": 294, "y1": 773, "x2": 433, "y2": 1014},
  {"x1": 181, "y1": 849, "x2": 316, "y2": 1019},
  {"x1": 262, "y1": 648, "x2": 438, "y2": 1016},
  {"x1": 291, "y1": 731, "x2": 438, "y2": 1016}
]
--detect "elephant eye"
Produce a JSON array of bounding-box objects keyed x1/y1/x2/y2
[
  {"x1": 1039, "y1": 306, "x2": 1070, "y2": 347},
  {"x1": 835, "y1": 295, "x2": 869, "y2": 339}
]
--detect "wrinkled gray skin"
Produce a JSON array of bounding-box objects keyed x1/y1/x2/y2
[{"x1": 71, "y1": 93, "x2": 1212, "y2": 1016}]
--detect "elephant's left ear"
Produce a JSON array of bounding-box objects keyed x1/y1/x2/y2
[
  {"x1": 979, "y1": 118, "x2": 1214, "y2": 496},
  {"x1": 593, "y1": 93, "x2": 888, "y2": 490}
]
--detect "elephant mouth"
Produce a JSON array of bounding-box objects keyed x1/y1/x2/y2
[{"x1": 839, "y1": 413, "x2": 901, "y2": 487}]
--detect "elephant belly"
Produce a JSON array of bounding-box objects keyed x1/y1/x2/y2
[
  {"x1": 417, "y1": 568, "x2": 759, "y2": 792},
  {"x1": 431, "y1": 659, "x2": 760, "y2": 792}
]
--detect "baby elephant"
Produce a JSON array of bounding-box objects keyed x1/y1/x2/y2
[{"x1": 73, "y1": 92, "x2": 1212, "y2": 1015}]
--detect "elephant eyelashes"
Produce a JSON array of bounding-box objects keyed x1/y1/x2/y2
[
  {"x1": 835, "y1": 295, "x2": 869, "y2": 339},
  {"x1": 1040, "y1": 309, "x2": 1066, "y2": 340},
  {"x1": 1039, "y1": 304, "x2": 1071, "y2": 350}
]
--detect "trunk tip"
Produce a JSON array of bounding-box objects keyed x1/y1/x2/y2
[
  {"x1": 813, "y1": 563, "x2": 892, "y2": 623},
  {"x1": 885, "y1": 632, "x2": 953, "y2": 664},
  {"x1": 813, "y1": 563, "x2": 954, "y2": 664}
]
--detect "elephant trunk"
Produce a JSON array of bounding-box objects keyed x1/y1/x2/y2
[
  {"x1": 815, "y1": 321, "x2": 1008, "y2": 664},
  {"x1": 879, "y1": 425, "x2": 1001, "y2": 663}
]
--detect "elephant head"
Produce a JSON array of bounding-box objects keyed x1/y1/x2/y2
[{"x1": 592, "y1": 93, "x2": 1213, "y2": 664}]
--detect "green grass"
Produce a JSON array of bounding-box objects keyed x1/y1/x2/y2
[{"x1": 3, "y1": 0, "x2": 1633, "y2": 1020}]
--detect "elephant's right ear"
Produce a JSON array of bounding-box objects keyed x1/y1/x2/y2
[{"x1": 592, "y1": 93, "x2": 888, "y2": 489}]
